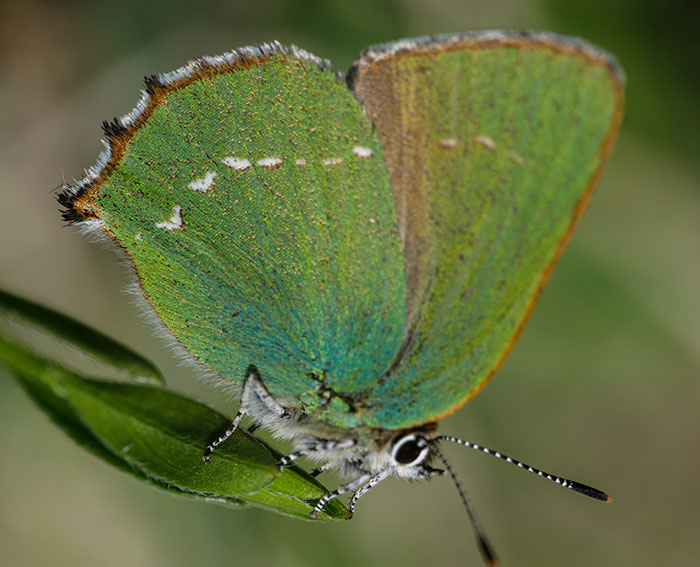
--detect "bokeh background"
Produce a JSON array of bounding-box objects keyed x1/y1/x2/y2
[{"x1": 1, "y1": 0, "x2": 698, "y2": 565}]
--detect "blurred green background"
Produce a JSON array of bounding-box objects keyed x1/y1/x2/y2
[{"x1": 1, "y1": 0, "x2": 698, "y2": 565}]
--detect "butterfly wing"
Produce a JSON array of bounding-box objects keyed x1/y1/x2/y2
[
  {"x1": 61, "y1": 44, "x2": 407, "y2": 410},
  {"x1": 349, "y1": 32, "x2": 624, "y2": 429}
]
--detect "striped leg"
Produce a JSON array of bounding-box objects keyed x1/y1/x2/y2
[
  {"x1": 203, "y1": 365, "x2": 284, "y2": 461},
  {"x1": 203, "y1": 407, "x2": 245, "y2": 462},
  {"x1": 347, "y1": 470, "x2": 390, "y2": 518},
  {"x1": 310, "y1": 462, "x2": 334, "y2": 477},
  {"x1": 310, "y1": 474, "x2": 370, "y2": 519},
  {"x1": 278, "y1": 438, "x2": 357, "y2": 468}
]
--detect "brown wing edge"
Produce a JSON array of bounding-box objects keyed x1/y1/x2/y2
[
  {"x1": 347, "y1": 30, "x2": 624, "y2": 89},
  {"x1": 56, "y1": 42, "x2": 344, "y2": 225},
  {"x1": 347, "y1": 30, "x2": 626, "y2": 423}
]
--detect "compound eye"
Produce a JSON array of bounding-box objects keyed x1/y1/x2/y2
[{"x1": 392, "y1": 434, "x2": 428, "y2": 466}]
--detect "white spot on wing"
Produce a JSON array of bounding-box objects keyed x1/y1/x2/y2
[
  {"x1": 322, "y1": 157, "x2": 342, "y2": 166},
  {"x1": 474, "y1": 135, "x2": 496, "y2": 150},
  {"x1": 188, "y1": 170, "x2": 217, "y2": 193},
  {"x1": 439, "y1": 137, "x2": 459, "y2": 149},
  {"x1": 156, "y1": 205, "x2": 183, "y2": 230},
  {"x1": 352, "y1": 146, "x2": 373, "y2": 158},
  {"x1": 295, "y1": 158, "x2": 306, "y2": 166},
  {"x1": 257, "y1": 157, "x2": 283, "y2": 168},
  {"x1": 222, "y1": 156, "x2": 251, "y2": 171},
  {"x1": 508, "y1": 152, "x2": 524, "y2": 165}
]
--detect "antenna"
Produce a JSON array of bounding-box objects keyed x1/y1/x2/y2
[
  {"x1": 436, "y1": 435, "x2": 611, "y2": 502},
  {"x1": 432, "y1": 445, "x2": 498, "y2": 566}
]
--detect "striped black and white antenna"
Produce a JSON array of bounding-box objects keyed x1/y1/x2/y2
[{"x1": 432, "y1": 435, "x2": 610, "y2": 566}]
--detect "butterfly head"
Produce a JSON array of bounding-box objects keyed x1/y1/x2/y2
[{"x1": 384, "y1": 430, "x2": 445, "y2": 480}]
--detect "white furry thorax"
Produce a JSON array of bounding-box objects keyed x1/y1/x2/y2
[{"x1": 241, "y1": 373, "x2": 438, "y2": 481}]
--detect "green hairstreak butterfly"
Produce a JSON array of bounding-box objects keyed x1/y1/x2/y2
[{"x1": 58, "y1": 30, "x2": 624, "y2": 564}]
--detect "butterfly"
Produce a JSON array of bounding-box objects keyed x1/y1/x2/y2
[{"x1": 58, "y1": 30, "x2": 623, "y2": 564}]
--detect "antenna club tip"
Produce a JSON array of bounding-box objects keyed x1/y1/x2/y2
[
  {"x1": 605, "y1": 494, "x2": 612, "y2": 503},
  {"x1": 478, "y1": 539, "x2": 498, "y2": 566}
]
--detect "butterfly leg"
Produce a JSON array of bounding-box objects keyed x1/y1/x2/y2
[
  {"x1": 245, "y1": 365, "x2": 290, "y2": 421},
  {"x1": 310, "y1": 462, "x2": 334, "y2": 477},
  {"x1": 346, "y1": 470, "x2": 391, "y2": 519},
  {"x1": 278, "y1": 438, "x2": 357, "y2": 468},
  {"x1": 203, "y1": 365, "x2": 282, "y2": 461},
  {"x1": 310, "y1": 474, "x2": 371, "y2": 519}
]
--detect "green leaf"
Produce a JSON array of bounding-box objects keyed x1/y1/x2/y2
[
  {"x1": 62, "y1": 377, "x2": 279, "y2": 496},
  {"x1": 245, "y1": 462, "x2": 349, "y2": 520},
  {"x1": 0, "y1": 328, "x2": 349, "y2": 519},
  {"x1": 0, "y1": 332, "x2": 246, "y2": 506},
  {"x1": 1, "y1": 333, "x2": 138, "y2": 471},
  {"x1": 0, "y1": 287, "x2": 163, "y2": 384}
]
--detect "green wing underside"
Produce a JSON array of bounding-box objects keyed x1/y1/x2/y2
[
  {"x1": 94, "y1": 53, "x2": 407, "y2": 413},
  {"x1": 352, "y1": 37, "x2": 622, "y2": 428},
  {"x1": 88, "y1": 37, "x2": 622, "y2": 431}
]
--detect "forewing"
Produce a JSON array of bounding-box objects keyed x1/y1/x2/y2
[
  {"x1": 61, "y1": 44, "x2": 406, "y2": 409},
  {"x1": 350, "y1": 32, "x2": 624, "y2": 428}
]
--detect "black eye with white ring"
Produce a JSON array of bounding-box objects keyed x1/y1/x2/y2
[{"x1": 392, "y1": 434, "x2": 429, "y2": 466}]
